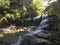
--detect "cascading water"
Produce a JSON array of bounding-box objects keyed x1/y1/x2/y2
[
  {"x1": 29, "y1": 14, "x2": 49, "y2": 34},
  {"x1": 10, "y1": 14, "x2": 56, "y2": 45}
]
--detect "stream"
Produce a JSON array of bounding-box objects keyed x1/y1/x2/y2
[{"x1": 10, "y1": 14, "x2": 56, "y2": 45}]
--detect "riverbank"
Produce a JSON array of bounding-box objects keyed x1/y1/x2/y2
[{"x1": 0, "y1": 26, "x2": 36, "y2": 45}]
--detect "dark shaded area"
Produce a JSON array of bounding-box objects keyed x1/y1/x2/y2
[
  {"x1": 15, "y1": 16, "x2": 42, "y2": 27},
  {"x1": 18, "y1": 14, "x2": 58, "y2": 45},
  {"x1": 0, "y1": 14, "x2": 58, "y2": 45}
]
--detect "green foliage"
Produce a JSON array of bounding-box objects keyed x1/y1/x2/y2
[
  {"x1": 44, "y1": 6, "x2": 54, "y2": 14},
  {"x1": 0, "y1": 0, "x2": 10, "y2": 8},
  {"x1": 0, "y1": 0, "x2": 46, "y2": 27},
  {"x1": 44, "y1": 0, "x2": 59, "y2": 14},
  {"x1": 0, "y1": 0, "x2": 20, "y2": 26},
  {"x1": 5, "y1": 13, "x2": 15, "y2": 20},
  {"x1": 20, "y1": 6, "x2": 27, "y2": 17},
  {"x1": 31, "y1": 0, "x2": 45, "y2": 15}
]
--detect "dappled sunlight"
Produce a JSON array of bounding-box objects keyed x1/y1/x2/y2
[
  {"x1": 1, "y1": 25, "x2": 32, "y2": 34},
  {"x1": 3, "y1": 29, "x2": 20, "y2": 34},
  {"x1": 0, "y1": 0, "x2": 59, "y2": 45}
]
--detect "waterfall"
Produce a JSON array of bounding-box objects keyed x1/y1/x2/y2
[
  {"x1": 28, "y1": 14, "x2": 49, "y2": 35},
  {"x1": 10, "y1": 14, "x2": 54, "y2": 45}
]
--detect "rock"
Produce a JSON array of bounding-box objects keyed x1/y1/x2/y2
[
  {"x1": 9, "y1": 14, "x2": 57, "y2": 45},
  {"x1": 20, "y1": 35, "x2": 53, "y2": 45}
]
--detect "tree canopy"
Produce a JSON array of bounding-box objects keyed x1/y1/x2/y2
[
  {"x1": 31, "y1": 0, "x2": 45, "y2": 15},
  {"x1": 0, "y1": 0, "x2": 45, "y2": 27}
]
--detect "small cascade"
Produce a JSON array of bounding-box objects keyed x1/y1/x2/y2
[
  {"x1": 28, "y1": 14, "x2": 49, "y2": 35},
  {"x1": 10, "y1": 14, "x2": 57, "y2": 45}
]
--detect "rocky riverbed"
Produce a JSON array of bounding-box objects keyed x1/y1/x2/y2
[{"x1": 0, "y1": 14, "x2": 58, "y2": 45}]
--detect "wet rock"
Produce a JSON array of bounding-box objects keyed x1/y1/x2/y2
[
  {"x1": 0, "y1": 41, "x2": 9, "y2": 45},
  {"x1": 42, "y1": 14, "x2": 58, "y2": 31},
  {"x1": 20, "y1": 35, "x2": 53, "y2": 45},
  {"x1": 10, "y1": 14, "x2": 57, "y2": 45}
]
